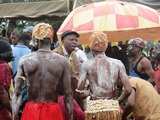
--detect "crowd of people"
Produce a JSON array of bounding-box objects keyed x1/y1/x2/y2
[{"x1": 0, "y1": 22, "x2": 160, "y2": 120}]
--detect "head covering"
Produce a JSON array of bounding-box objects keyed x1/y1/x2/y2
[
  {"x1": 32, "y1": 23, "x2": 53, "y2": 40},
  {"x1": 89, "y1": 32, "x2": 108, "y2": 52},
  {"x1": 128, "y1": 38, "x2": 145, "y2": 49},
  {"x1": 61, "y1": 31, "x2": 79, "y2": 40}
]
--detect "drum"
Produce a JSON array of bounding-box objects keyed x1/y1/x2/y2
[{"x1": 85, "y1": 99, "x2": 122, "y2": 120}]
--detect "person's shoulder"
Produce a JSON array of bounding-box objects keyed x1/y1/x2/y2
[
  {"x1": 22, "y1": 46, "x2": 31, "y2": 53},
  {"x1": 140, "y1": 56, "x2": 152, "y2": 67},
  {"x1": 19, "y1": 52, "x2": 36, "y2": 64},
  {"x1": 25, "y1": 46, "x2": 31, "y2": 51},
  {"x1": 128, "y1": 77, "x2": 138, "y2": 88},
  {"x1": 129, "y1": 77, "x2": 149, "y2": 85},
  {"x1": 51, "y1": 51, "x2": 68, "y2": 62},
  {"x1": 141, "y1": 56, "x2": 150, "y2": 61},
  {"x1": 107, "y1": 57, "x2": 122, "y2": 64},
  {"x1": 51, "y1": 51, "x2": 65, "y2": 58}
]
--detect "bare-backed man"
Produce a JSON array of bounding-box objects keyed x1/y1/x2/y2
[
  {"x1": 12, "y1": 23, "x2": 73, "y2": 120},
  {"x1": 76, "y1": 32, "x2": 131, "y2": 106}
]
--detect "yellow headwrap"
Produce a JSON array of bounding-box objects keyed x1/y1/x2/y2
[
  {"x1": 32, "y1": 23, "x2": 54, "y2": 40},
  {"x1": 89, "y1": 32, "x2": 108, "y2": 52}
]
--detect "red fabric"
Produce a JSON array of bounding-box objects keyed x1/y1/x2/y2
[
  {"x1": 0, "y1": 60, "x2": 12, "y2": 89},
  {"x1": 58, "y1": 96, "x2": 85, "y2": 120},
  {"x1": 154, "y1": 69, "x2": 160, "y2": 93},
  {"x1": 0, "y1": 61, "x2": 12, "y2": 120},
  {"x1": 116, "y1": 15, "x2": 138, "y2": 29},
  {"x1": 0, "y1": 108, "x2": 11, "y2": 120},
  {"x1": 21, "y1": 101, "x2": 63, "y2": 120}
]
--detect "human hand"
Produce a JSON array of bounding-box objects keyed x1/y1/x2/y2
[{"x1": 75, "y1": 89, "x2": 90, "y2": 98}]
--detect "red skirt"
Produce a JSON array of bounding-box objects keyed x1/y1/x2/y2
[{"x1": 21, "y1": 101, "x2": 63, "y2": 120}]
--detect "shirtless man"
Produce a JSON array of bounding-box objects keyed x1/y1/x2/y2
[
  {"x1": 12, "y1": 23, "x2": 73, "y2": 120},
  {"x1": 76, "y1": 32, "x2": 131, "y2": 104},
  {"x1": 54, "y1": 31, "x2": 86, "y2": 120},
  {"x1": 127, "y1": 38, "x2": 154, "y2": 82}
]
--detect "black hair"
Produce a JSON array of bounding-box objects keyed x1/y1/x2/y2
[
  {"x1": 0, "y1": 39, "x2": 13, "y2": 62},
  {"x1": 19, "y1": 33, "x2": 31, "y2": 46},
  {"x1": 19, "y1": 33, "x2": 31, "y2": 42}
]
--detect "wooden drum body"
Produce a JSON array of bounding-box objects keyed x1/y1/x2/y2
[{"x1": 85, "y1": 99, "x2": 122, "y2": 120}]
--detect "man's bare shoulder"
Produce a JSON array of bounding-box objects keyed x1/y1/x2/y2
[
  {"x1": 19, "y1": 51, "x2": 66, "y2": 64},
  {"x1": 140, "y1": 57, "x2": 151, "y2": 65},
  {"x1": 107, "y1": 57, "x2": 123, "y2": 65},
  {"x1": 105, "y1": 57, "x2": 126, "y2": 71},
  {"x1": 51, "y1": 51, "x2": 68, "y2": 62},
  {"x1": 19, "y1": 52, "x2": 37, "y2": 64}
]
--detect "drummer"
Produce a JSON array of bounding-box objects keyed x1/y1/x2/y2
[{"x1": 76, "y1": 32, "x2": 132, "y2": 106}]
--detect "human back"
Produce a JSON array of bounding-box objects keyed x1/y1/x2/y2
[
  {"x1": 21, "y1": 50, "x2": 66, "y2": 102},
  {"x1": 13, "y1": 23, "x2": 73, "y2": 120},
  {"x1": 129, "y1": 77, "x2": 160, "y2": 118},
  {"x1": 78, "y1": 32, "x2": 131, "y2": 100},
  {"x1": 86, "y1": 54, "x2": 124, "y2": 99}
]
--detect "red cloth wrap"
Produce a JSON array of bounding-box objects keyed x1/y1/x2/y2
[
  {"x1": 21, "y1": 101, "x2": 63, "y2": 120},
  {"x1": 0, "y1": 60, "x2": 12, "y2": 89}
]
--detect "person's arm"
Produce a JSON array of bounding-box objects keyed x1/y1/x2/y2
[
  {"x1": 12, "y1": 58, "x2": 26, "y2": 119},
  {"x1": 72, "y1": 51, "x2": 81, "y2": 77},
  {"x1": 62, "y1": 59, "x2": 73, "y2": 120},
  {"x1": 122, "y1": 88, "x2": 136, "y2": 120},
  {"x1": 118, "y1": 61, "x2": 132, "y2": 103},
  {"x1": 77, "y1": 62, "x2": 88, "y2": 90},
  {"x1": 141, "y1": 58, "x2": 155, "y2": 84},
  {"x1": 75, "y1": 61, "x2": 90, "y2": 98}
]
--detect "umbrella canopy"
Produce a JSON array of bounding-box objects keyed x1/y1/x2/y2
[{"x1": 57, "y1": 1, "x2": 160, "y2": 45}]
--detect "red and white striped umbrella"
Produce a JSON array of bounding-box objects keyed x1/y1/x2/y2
[{"x1": 58, "y1": 1, "x2": 160, "y2": 45}]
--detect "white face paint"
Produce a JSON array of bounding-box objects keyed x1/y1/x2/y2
[
  {"x1": 96, "y1": 58, "x2": 113, "y2": 89},
  {"x1": 87, "y1": 54, "x2": 121, "y2": 99}
]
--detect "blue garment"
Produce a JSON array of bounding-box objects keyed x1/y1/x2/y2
[
  {"x1": 11, "y1": 44, "x2": 31, "y2": 75},
  {"x1": 129, "y1": 65, "x2": 139, "y2": 77},
  {"x1": 129, "y1": 56, "x2": 150, "y2": 80}
]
